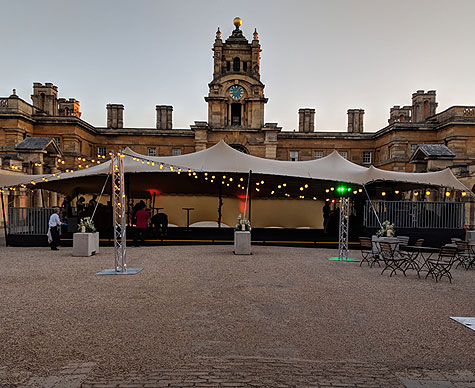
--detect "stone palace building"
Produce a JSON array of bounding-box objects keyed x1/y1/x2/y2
[{"x1": 1, "y1": 17, "x2": 475, "y2": 208}]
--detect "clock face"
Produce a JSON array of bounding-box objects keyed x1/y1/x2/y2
[{"x1": 229, "y1": 85, "x2": 244, "y2": 100}]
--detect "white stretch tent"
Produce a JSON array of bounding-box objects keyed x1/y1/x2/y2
[{"x1": 1, "y1": 140, "x2": 472, "y2": 195}]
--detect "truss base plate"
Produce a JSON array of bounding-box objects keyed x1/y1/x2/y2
[
  {"x1": 327, "y1": 257, "x2": 360, "y2": 262},
  {"x1": 96, "y1": 268, "x2": 144, "y2": 275}
]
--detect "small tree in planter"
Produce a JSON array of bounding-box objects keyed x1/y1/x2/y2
[
  {"x1": 234, "y1": 215, "x2": 251, "y2": 255},
  {"x1": 235, "y1": 214, "x2": 251, "y2": 231},
  {"x1": 376, "y1": 220, "x2": 395, "y2": 237},
  {"x1": 77, "y1": 217, "x2": 97, "y2": 233},
  {"x1": 73, "y1": 217, "x2": 99, "y2": 256}
]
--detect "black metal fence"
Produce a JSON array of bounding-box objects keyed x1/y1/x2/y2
[
  {"x1": 7, "y1": 207, "x2": 56, "y2": 235},
  {"x1": 364, "y1": 201, "x2": 465, "y2": 229}
]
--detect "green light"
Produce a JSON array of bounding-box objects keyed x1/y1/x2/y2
[{"x1": 336, "y1": 185, "x2": 350, "y2": 193}]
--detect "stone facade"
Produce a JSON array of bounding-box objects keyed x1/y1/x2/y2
[{"x1": 0, "y1": 18, "x2": 474, "y2": 198}]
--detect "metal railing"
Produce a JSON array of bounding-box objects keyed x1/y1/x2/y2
[
  {"x1": 7, "y1": 207, "x2": 56, "y2": 235},
  {"x1": 364, "y1": 201, "x2": 465, "y2": 229}
]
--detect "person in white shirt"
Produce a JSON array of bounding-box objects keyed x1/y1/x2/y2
[{"x1": 48, "y1": 207, "x2": 62, "y2": 250}]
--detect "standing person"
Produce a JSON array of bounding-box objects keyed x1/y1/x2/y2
[
  {"x1": 48, "y1": 207, "x2": 62, "y2": 250},
  {"x1": 134, "y1": 203, "x2": 150, "y2": 247},
  {"x1": 87, "y1": 195, "x2": 98, "y2": 210},
  {"x1": 61, "y1": 196, "x2": 73, "y2": 219},
  {"x1": 323, "y1": 202, "x2": 330, "y2": 234},
  {"x1": 76, "y1": 197, "x2": 86, "y2": 215}
]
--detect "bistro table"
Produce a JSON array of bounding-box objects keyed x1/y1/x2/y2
[
  {"x1": 399, "y1": 245, "x2": 440, "y2": 277},
  {"x1": 372, "y1": 236, "x2": 399, "y2": 253}
]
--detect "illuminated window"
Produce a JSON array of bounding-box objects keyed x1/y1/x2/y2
[
  {"x1": 363, "y1": 151, "x2": 372, "y2": 164},
  {"x1": 147, "y1": 147, "x2": 156, "y2": 157},
  {"x1": 172, "y1": 148, "x2": 182, "y2": 156},
  {"x1": 314, "y1": 150, "x2": 324, "y2": 159},
  {"x1": 338, "y1": 151, "x2": 348, "y2": 159},
  {"x1": 97, "y1": 146, "x2": 106, "y2": 156},
  {"x1": 289, "y1": 151, "x2": 299, "y2": 161}
]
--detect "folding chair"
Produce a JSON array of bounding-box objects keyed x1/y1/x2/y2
[
  {"x1": 454, "y1": 240, "x2": 472, "y2": 269},
  {"x1": 359, "y1": 237, "x2": 380, "y2": 267},
  {"x1": 426, "y1": 245, "x2": 458, "y2": 283},
  {"x1": 380, "y1": 241, "x2": 407, "y2": 277},
  {"x1": 397, "y1": 235, "x2": 410, "y2": 247},
  {"x1": 414, "y1": 238, "x2": 424, "y2": 247}
]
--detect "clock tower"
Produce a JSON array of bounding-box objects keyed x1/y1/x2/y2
[{"x1": 205, "y1": 17, "x2": 268, "y2": 129}]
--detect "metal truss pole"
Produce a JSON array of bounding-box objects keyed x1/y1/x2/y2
[
  {"x1": 338, "y1": 197, "x2": 350, "y2": 260},
  {"x1": 112, "y1": 153, "x2": 127, "y2": 272}
]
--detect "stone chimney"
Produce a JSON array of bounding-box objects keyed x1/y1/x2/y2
[
  {"x1": 106, "y1": 104, "x2": 124, "y2": 129},
  {"x1": 388, "y1": 105, "x2": 412, "y2": 124},
  {"x1": 31, "y1": 82, "x2": 58, "y2": 116},
  {"x1": 411, "y1": 90, "x2": 437, "y2": 122},
  {"x1": 58, "y1": 98, "x2": 81, "y2": 118},
  {"x1": 298, "y1": 108, "x2": 315, "y2": 132},
  {"x1": 347, "y1": 109, "x2": 364, "y2": 133},
  {"x1": 156, "y1": 105, "x2": 173, "y2": 129}
]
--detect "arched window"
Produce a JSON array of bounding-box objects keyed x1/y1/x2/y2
[
  {"x1": 233, "y1": 57, "x2": 240, "y2": 71},
  {"x1": 230, "y1": 144, "x2": 249, "y2": 154}
]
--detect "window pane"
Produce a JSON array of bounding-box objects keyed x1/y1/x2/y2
[
  {"x1": 338, "y1": 151, "x2": 348, "y2": 159},
  {"x1": 172, "y1": 148, "x2": 182, "y2": 156},
  {"x1": 289, "y1": 151, "x2": 299, "y2": 161},
  {"x1": 314, "y1": 151, "x2": 323, "y2": 159},
  {"x1": 97, "y1": 146, "x2": 106, "y2": 156},
  {"x1": 363, "y1": 151, "x2": 372, "y2": 164},
  {"x1": 147, "y1": 147, "x2": 156, "y2": 157}
]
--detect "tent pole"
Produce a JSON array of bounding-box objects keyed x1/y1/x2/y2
[
  {"x1": 152, "y1": 193, "x2": 156, "y2": 216},
  {"x1": 1, "y1": 191, "x2": 8, "y2": 247},
  {"x1": 218, "y1": 183, "x2": 222, "y2": 228},
  {"x1": 363, "y1": 184, "x2": 383, "y2": 229},
  {"x1": 248, "y1": 170, "x2": 252, "y2": 223}
]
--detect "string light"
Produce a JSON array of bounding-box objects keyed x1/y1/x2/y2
[
  {"x1": 445, "y1": 192, "x2": 451, "y2": 197},
  {"x1": 382, "y1": 191, "x2": 386, "y2": 196},
  {"x1": 395, "y1": 190, "x2": 400, "y2": 194},
  {"x1": 462, "y1": 192, "x2": 467, "y2": 197},
  {"x1": 425, "y1": 190, "x2": 430, "y2": 196}
]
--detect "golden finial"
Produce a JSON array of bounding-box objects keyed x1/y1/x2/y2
[
  {"x1": 233, "y1": 17, "x2": 242, "y2": 30},
  {"x1": 253, "y1": 28, "x2": 258, "y2": 40},
  {"x1": 216, "y1": 27, "x2": 221, "y2": 39}
]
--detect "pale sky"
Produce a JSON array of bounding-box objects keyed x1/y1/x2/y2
[{"x1": 2, "y1": 0, "x2": 475, "y2": 132}]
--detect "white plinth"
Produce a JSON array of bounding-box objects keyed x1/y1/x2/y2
[
  {"x1": 234, "y1": 231, "x2": 251, "y2": 255},
  {"x1": 73, "y1": 232, "x2": 96, "y2": 257}
]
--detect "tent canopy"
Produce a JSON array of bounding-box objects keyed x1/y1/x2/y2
[{"x1": 2, "y1": 140, "x2": 471, "y2": 196}]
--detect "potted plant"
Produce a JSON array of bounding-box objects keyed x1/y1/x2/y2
[
  {"x1": 73, "y1": 217, "x2": 99, "y2": 256},
  {"x1": 376, "y1": 220, "x2": 395, "y2": 237},
  {"x1": 234, "y1": 215, "x2": 251, "y2": 255}
]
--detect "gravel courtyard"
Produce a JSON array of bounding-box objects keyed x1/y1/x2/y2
[{"x1": 0, "y1": 244, "x2": 474, "y2": 385}]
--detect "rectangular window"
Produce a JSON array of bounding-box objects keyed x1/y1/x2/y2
[
  {"x1": 97, "y1": 146, "x2": 106, "y2": 156},
  {"x1": 314, "y1": 150, "x2": 324, "y2": 159},
  {"x1": 338, "y1": 151, "x2": 348, "y2": 159},
  {"x1": 147, "y1": 147, "x2": 156, "y2": 157},
  {"x1": 363, "y1": 151, "x2": 372, "y2": 164},
  {"x1": 172, "y1": 148, "x2": 182, "y2": 156},
  {"x1": 289, "y1": 151, "x2": 299, "y2": 161}
]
